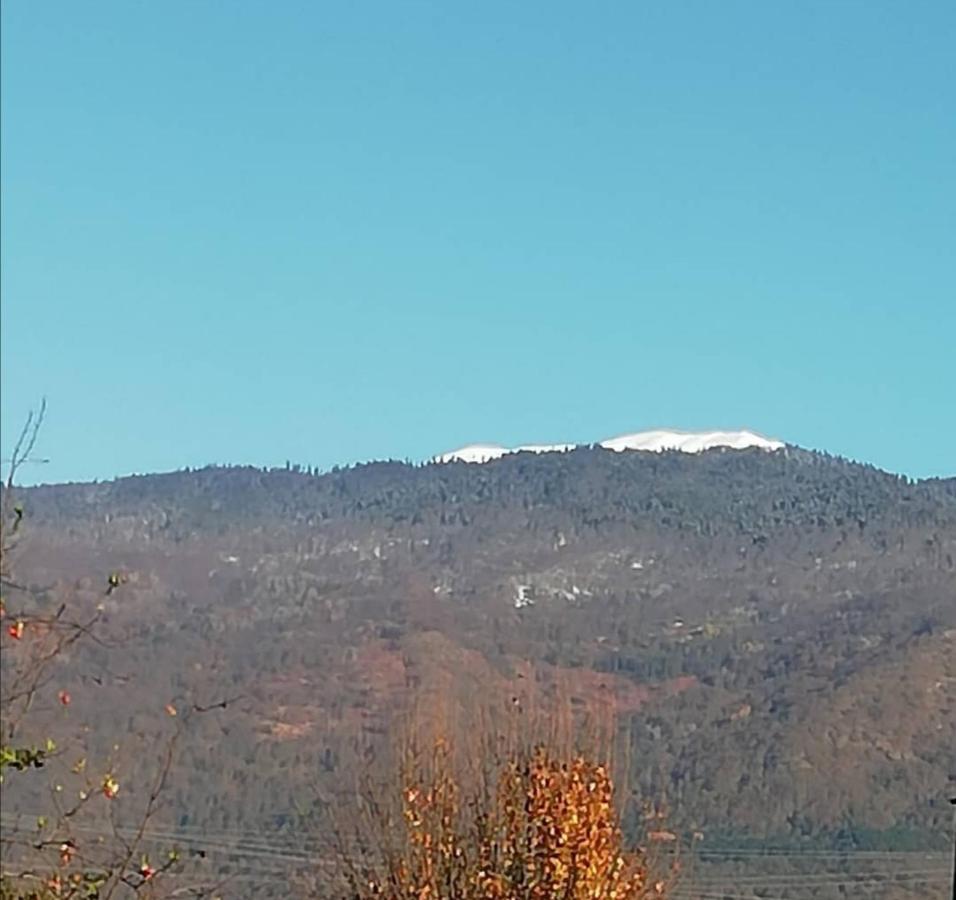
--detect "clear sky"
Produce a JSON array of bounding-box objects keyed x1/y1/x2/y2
[{"x1": 2, "y1": 1, "x2": 954, "y2": 483}]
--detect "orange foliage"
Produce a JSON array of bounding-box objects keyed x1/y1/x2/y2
[{"x1": 347, "y1": 739, "x2": 676, "y2": 900}]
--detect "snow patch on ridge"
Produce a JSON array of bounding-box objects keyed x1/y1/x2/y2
[
  {"x1": 435, "y1": 430, "x2": 783, "y2": 464},
  {"x1": 434, "y1": 443, "x2": 575, "y2": 464},
  {"x1": 600, "y1": 429, "x2": 784, "y2": 454},
  {"x1": 434, "y1": 444, "x2": 509, "y2": 464}
]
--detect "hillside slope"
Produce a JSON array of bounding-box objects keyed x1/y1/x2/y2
[{"x1": 4, "y1": 447, "x2": 955, "y2": 870}]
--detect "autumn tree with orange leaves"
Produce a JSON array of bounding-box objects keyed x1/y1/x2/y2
[{"x1": 327, "y1": 700, "x2": 681, "y2": 899}]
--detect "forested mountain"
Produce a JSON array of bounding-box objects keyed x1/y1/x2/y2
[{"x1": 3, "y1": 445, "x2": 954, "y2": 896}]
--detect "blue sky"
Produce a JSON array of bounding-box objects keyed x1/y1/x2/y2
[{"x1": 2, "y1": 1, "x2": 953, "y2": 483}]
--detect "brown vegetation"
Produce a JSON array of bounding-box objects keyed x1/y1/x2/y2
[
  {"x1": 4, "y1": 442, "x2": 954, "y2": 897},
  {"x1": 1, "y1": 407, "x2": 185, "y2": 898}
]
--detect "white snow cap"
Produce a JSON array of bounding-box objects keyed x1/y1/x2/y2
[
  {"x1": 435, "y1": 429, "x2": 783, "y2": 464},
  {"x1": 434, "y1": 442, "x2": 576, "y2": 465},
  {"x1": 600, "y1": 429, "x2": 784, "y2": 454}
]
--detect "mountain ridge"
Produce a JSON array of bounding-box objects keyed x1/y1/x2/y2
[
  {"x1": 435, "y1": 427, "x2": 785, "y2": 463},
  {"x1": 3, "y1": 443, "x2": 954, "y2": 880}
]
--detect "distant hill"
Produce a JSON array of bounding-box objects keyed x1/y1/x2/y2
[{"x1": 4, "y1": 445, "x2": 955, "y2": 894}]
